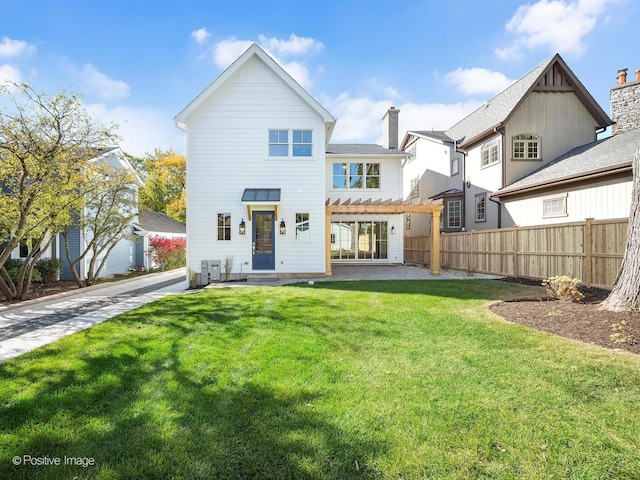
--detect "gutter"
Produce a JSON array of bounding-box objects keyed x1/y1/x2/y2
[{"x1": 491, "y1": 163, "x2": 632, "y2": 199}]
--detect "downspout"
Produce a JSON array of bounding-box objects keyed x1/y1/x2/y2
[
  {"x1": 493, "y1": 126, "x2": 506, "y2": 228},
  {"x1": 454, "y1": 139, "x2": 467, "y2": 230}
]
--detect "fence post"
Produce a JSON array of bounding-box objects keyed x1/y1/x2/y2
[
  {"x1": 469, "y1": 230, "x2": 475, "y2": 272},
  {"x1": 584, "y1": 218, "x2": 593, "y2": 288},
  {"x1": 513, "y1": 225, "x2": 519, "y2": 277}
]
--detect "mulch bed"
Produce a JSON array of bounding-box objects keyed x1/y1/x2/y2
[
  {"x1": 490, "y1": 281, "x2": 640, "y2": 355},
  {"x1": 0, "y1": 281, "x2": 81, "y2": 307}
]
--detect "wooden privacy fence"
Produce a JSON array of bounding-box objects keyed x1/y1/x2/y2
[{"x1": 404, "y1": 218, "x2": 628, "y2": 289}]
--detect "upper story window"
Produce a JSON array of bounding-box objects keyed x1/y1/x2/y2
[
  {"x1": 513, "y1": 134, "x2": 540, "y2": 160},
  {"x1": 269, "y1": 129, "x2": 313, "y2": 157},
  {"x1": 481, "y1": 138, "x2": 499, "y2": 168},
  {"x1": 407, "y1": 144, "x2": 416, "y2": 162},
  {"x1": 332, "y1": 162, "x2": 381, "y2": 189},
  {"x1": 451, "y1": 157, "x2": 460, "y2": 176}
]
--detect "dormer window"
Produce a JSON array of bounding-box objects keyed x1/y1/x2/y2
[
  {"x1": 481, "y1": 138, "x2": 499, "y2": 168},
  {"x1": 513, "y1": 134, "x2": 540, "y2": 160}
]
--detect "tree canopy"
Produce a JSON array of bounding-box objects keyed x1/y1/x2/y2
[{"x1": 138, "y1": 149, "x2": 186, "y2": 223}]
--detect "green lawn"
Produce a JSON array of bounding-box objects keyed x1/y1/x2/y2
[{"x1": 1, "y1": 280, "x2": 639, "y2": 479}]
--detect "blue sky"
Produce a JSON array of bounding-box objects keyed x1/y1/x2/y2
[{"x1": 1, "y1": 0, "x2": 637, "y2": 156}]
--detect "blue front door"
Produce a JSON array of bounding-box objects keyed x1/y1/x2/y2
[{"x1": 252, "y1": 211, "x2": 275, "y2": 270}]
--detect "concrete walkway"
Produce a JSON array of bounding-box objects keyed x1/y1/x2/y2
[
  {"x1": 0, "y1": 264, "x2": 498, "y2": 363},
  {"x1": 0, "y1": 269, "x2": 187, "y2": 363}
]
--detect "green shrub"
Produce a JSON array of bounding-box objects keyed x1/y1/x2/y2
[
  {"x1": 3, "y1": 259, "x2": 42, "y2": 284},
  {"x1": 542, "y1": 275, "x2": 584, "y2": 303},
  {"x1": 35, "y1": 258, "x2": 63, "y2": 282}
]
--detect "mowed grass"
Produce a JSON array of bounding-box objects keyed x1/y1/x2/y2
[{"x1": 1, "y1": 280, "x2": 639, "y2": 479}]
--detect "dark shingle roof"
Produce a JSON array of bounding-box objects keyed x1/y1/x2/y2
[
  {"x1": 445, "y1": 53, "x2": 611, "y2": 147},
  {"x1": 326, "y1": 144, "x2": 406, "y2": 155},
  {"x1": 495, "y1": 128, "x2": 640, "y2": 196},
  {"x1": 137, "y1": 211, "x2": 186, "y2": 234}
]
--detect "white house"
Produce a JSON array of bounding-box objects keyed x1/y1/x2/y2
[
  {"x1": 132, "y1": 210, "x2": 186, "y2": 270},
  {"x1": 175, "y1": 44, "x2": 440, "y2": 285}
]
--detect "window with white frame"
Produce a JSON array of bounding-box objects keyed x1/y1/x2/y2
[
  {"x1": 295, "y1": 213, "x2": 310, "y2": 241},
  {"x1": 475, "y1": 194, "x2": 486, "y2": 222},
  {"x1": 268, "y1": 129, "x2": 313, "y2": 157},
  {"x1": 481, "y1": 138, "x2": 499, "y2": 167},
  {"x1": 542, "y1": 195, "x2": 567, "y2": 217},
  {"x1": 217, "y1": 213, "x2": 231, "y2": 240},
  {"x1": 451, "y1": 157, "x2": 460, "y2": 176},
  {"x1": 407, "y1": 144, "x2": 416, "y2": 162},
  {"x1": 447, "y1": 200, "x2": 462, "y2": 228},
  {"x1": 410, "y1": 176, "x2": 419, "y2": 197},
  {"x1": 513, "y1": 134, "x2": 540, "y2": 160},
  {"x1": 332, "y1": 162, "x2": 381, "y2": 189}
]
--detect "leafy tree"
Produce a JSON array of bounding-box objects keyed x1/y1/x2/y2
[
  {"x1": 62, "y1": 159, "x2": 139, "y2": 287},
  {"x1": 0, "y1": 82, "x2": 117, "y2": 300},
  {"x1": 138, "y1": 149, "x2": 186, "y2": 223},
  {"x1": 601, "y1": 144, "x2": 640, "y2": 311}
]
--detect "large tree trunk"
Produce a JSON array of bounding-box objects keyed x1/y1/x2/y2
[{"x1": 600, "y1": 144, "x2": 640, "y2": 312}]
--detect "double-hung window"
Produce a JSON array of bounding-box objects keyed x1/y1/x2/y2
[
  {"x1": 481, "y1": 138, "x2": 499, "y2": 167},
  {"x1": 447, "y1": 200, "x2": 462, "y2": 228},
  {"x1": 513, "y1": 134, "x2": 540, "y2": 160},
  {"x1": 268, "y1": 129, "x2": 313, "y2": 157},
  {"x1": 410, "y1": 176, "x2": 419, "y2": 197}
]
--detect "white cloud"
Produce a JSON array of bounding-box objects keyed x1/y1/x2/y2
[
  {"x1": 191, "y1": 27, "x2": 210, "y2": 44},
  {"x1": 0, "y1": 36, "x2": 36, "y2": 57},
  {"x1": 258, "y1": 33, "x2": 323, "y2": 56},
  {"x1": 78, "y1": 63, "x2": 130, "y2": 100},
  {"x1": 0, "y1": 64, "x2": 21, "y2": 85},
  {"x1": 496, "y1": 0, "x2": 619, "y2": 60},
  {"x1": 213, "y1": 37, "x2": 253, "y2": 69},
  {"x1": 323, "y1": 92, "x2": 481, "y2": 144},
  {"x1": 445, "y1": 68, "x2": 514, "y2": 97},
  {"x1": 85, "y1": 103, "x2": 185, "y2": 157}
]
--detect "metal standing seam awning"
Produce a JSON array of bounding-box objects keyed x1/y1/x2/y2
[
  {"x1": 325, "y1": 197, "x2": 444, "y2": 276},
  {"x1": 241, "y1": 188, "x2": 281, "y2": 220}
]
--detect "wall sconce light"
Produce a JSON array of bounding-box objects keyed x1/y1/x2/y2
[
  {"x1": 239, "y1": 219, "x2": 246, "y2": 235},
  {"x1": 279, "y1": 219, "x2": 286, "y2": 235},
  {"x1": 391, "y1": 225, "x2": 396, "y2": 235},
  {"x1": 465, "y1": 179, "x2": 471, "y2": 189}
]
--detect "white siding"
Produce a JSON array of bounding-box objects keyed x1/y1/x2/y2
[
  {"x1": 326, "y1": 154, "x2": 404, "y2": 201},
  {"x1": 184, "y1": 55, "x2": 327, "y2": 278},
  {"x1": 502, "y1": 176, "x2": 632, "y2": 227},
  {"x1": 464, "y1": 134, "x2": 502, "y2": 230}
]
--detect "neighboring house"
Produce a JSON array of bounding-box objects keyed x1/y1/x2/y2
[
  {"x1": 132, "y1": 210, "x2": 186, "y2": 270},
  {"x1": 174, "y1": 44, "x2": 440, "y2": 284},
  {"x1": 402, "y1": 53, "x2": 613, "y2": 234},
  {"x1": 492, "y1": 68, "x2": 640, "y2": 226},
  {"x1": 10, "y1": 147, "x2": 142, "y2": 281},
  {"x1": 400, "y1": 131, "x2": 463, "y2": 234}
]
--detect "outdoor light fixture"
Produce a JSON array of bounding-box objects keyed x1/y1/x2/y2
[
  {"x1": 280, "y1": 219, "x2": 286, "y2": 235},
  {"x1": 391, "y1": 225, "x2": 396, "y2": 235},
  {"x1": 239, "y1": 219, "x2": 246, "y2": 235}
]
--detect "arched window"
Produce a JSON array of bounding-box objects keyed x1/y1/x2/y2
[
  {"x1": 481, "y1": 138, "x2": 499, "y2": 167},
  {"x1": 513, "y1": 134, "x2": 540, "y2": 160}
]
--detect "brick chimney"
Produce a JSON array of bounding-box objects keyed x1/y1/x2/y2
[
  {"x1": 382, "y1": 106, "x2": 399, "y2": 150},
  {"x1": 611, "y1": 67, "x2": 640, "y2": 135}
]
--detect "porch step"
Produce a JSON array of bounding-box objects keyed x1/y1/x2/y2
[{"x1": 246, "y1": 274, "x2": 279, "y2": 282}]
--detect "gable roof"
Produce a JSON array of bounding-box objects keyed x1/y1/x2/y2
[
  {"x1": 493, "y1": 127, "x2": 640, "y2": 198},
  {"x1": 400, "y1": 130, "x2": 453, "y2": 150},
  {"x1": 445, "y1": 53, "x2": 612, "y2": 148},
  {"x1": 135, "y1": 210, "x2": 186, "y2": 235},
  {"x1": 174, "y1": 43, "x2": 336, "y2": 146}
]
